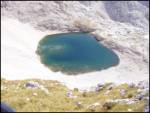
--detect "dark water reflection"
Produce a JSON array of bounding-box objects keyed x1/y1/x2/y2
[{"x1": 36, "y1": 32, "x2": 119, "y2": 75}]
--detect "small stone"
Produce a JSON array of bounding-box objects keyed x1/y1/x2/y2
[
  {"x1": 39, "y1": 86, "x2": 50, "y2": 94},
  {"x1": 120, "y1": 89, "x2": 126, "y2": 97},
  {"x1": 104, "y1": 90, "x2": 110, "y2": 95},
  {"x1": 25, "y1": 81, "x2": 39, "y2": 89},
  {"x1": 87, "y1": 102, "x2": 100, "y2": 112},
  {"x1": 25, "y1": 81, "x2": 50, "y2": 94},
  {"x1": 75, "y1": 102, "x2": 83, "y2": 108},
  {"x1": 26, "y1": 98, "x2": 30, "y2": 101},
  {"x1": 144, "y1": 105, "x2": 149, "y2": 112},
  {"x1": 33, "y1": 93, "x2": 38, "y2": 96},
  {"x1": 103, "y1": 102, "x2": 114, "y2": 110},
  {"x1": 129, "y1": 83, "x2": 135, "y2": 88},
  {"x1": 95, "y1": 86, "x2": 103, "y2": 92},
  {"x1": 137, "y1": 81, "x2": 149, "y2": 89},
  {"x1": 66, "y1": 91, "x2": 77, "y2": 98},
  {"x1": 93, "y1": 102, "x2": 100, "y2": 106},
  {"x1": 87, "y1": 105, "x2": 96, "y2": 112},
  {"x1": 128, "y1": 109, "x2": 132, "y2": 112},
  {"x1": 107, "y1": 86, "x2": 113, "y2": 90},
  {"x1": 126, "y1": 99, "x2": 135, "y2": 104},
  {"x1": 97, "y1": 83, "x2": 103, "y2": 87},
  {"x1": 107, "y1": 98, "x2": 136, "y2": 105},
  {"x1": 135, "y1": 93, "x2": 145, "y2": 100},
  {"x1": 66, "y1": 91, "x2": 73, "y2": 97},
  {"x1": 106, "y1": 84, "x2": 114, "y2": 90},
  {"x1": 137, "y1": 89, "x2": 142, "y2": 93}
]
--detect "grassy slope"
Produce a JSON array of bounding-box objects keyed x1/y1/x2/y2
[{"x1": 1, "y1": 79, "x2": 148, "y2": 112}]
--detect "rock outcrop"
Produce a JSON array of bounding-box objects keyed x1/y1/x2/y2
[{"x1": 1, "y1": 1, "x2": 149, "y2": 32}]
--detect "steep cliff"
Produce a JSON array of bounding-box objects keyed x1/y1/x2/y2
[{"x1": 1, "y1": 1, "x2": 149, "y2": 32}]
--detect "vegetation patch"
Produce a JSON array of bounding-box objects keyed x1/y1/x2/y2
[{"x1": 1, "y1": 78, "x2": 149, "y2": 112}]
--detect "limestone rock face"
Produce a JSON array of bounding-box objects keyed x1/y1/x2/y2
[
  {"x1": 1, "y1": 1, "x2": 149, "y2": 32},
  {"x1": 104, "y1": 1, "x2": 149, "y2": 30}
]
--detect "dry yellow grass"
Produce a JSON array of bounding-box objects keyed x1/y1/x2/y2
[{"x1": 1, "y1": 78, "x2": 148, "y2": 112}]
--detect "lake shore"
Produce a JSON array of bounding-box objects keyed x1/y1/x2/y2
[{"x1": 1, "y1": 17, "x2": 149, "y2": 90}]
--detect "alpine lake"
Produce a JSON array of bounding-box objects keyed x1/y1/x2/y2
[{"x1": 36, "y1": 32, "x2": 119, "y2": 75}]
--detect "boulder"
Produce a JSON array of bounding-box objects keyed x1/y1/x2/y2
[
  {"x1": 144, "y1": 105, "x2": 149, "y2": 112},
  {"x1": 120, "y1": 89, "x2": 126, "y2": 97},
  {"x1": 95, "y1": 83, "x2": 104, "y2": 92},
  {"x1": 106, "y1": 84, "x2": 115, "y2": 90},
  {"x1": 108, "y1": 98, "x2": 137, "y2": 104},
  {"x1": 97, "y1": 83, "x2": 104, "y2": 87},
  {"x1": 66, "y1": 91, "x2": 77, "y2": 99},
  {"x1": 137, "y1": 81, "x2": 149, "y2": 89},
  {"x1": 103, "y1": 102, "x2": 115, "y2": 110},
  {"x1": 128, "y1": 83, "x2": 136, "y2": 88},
  {"x1": 135, "y1": 92, "x2": 145, "y2": 100},
  {"x1": 25, "y1": 81, "x2": 49, "y2": 94},
  {"x1": 25, "y1": 81, "x2": 39, "y2": 89},
  {"x1": 75, "y1": 101, "x2": 83, "y2": 108},
  {"x1": 95, "y1": 86, "x2": 103, "y2": 92}
]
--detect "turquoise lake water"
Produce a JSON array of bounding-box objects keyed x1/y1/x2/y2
[{"x1": 36, "y1": 32, "x2": 119, "y2": 75}]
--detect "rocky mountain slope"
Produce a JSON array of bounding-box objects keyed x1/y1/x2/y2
[{"x1": 1, "y1": 1, "x2": 149, "y2": 32}]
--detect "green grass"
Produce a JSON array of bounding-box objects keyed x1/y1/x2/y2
[{"x1": 1, "y1": 78, "x2": 148, "y2": 112}]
